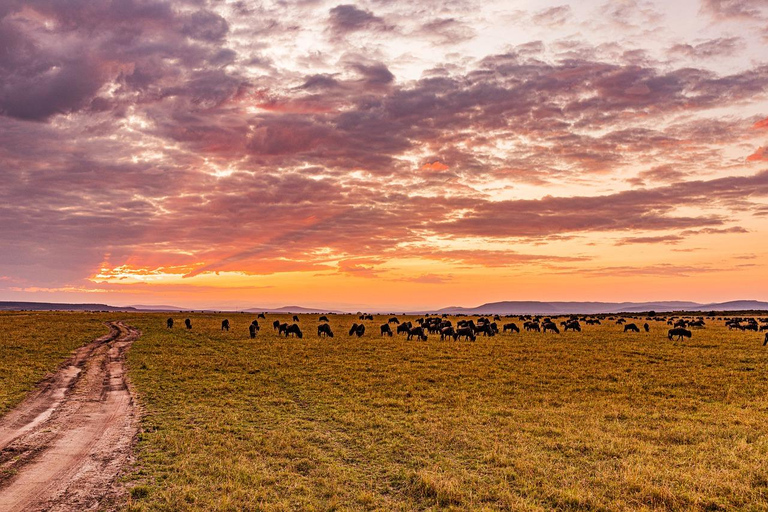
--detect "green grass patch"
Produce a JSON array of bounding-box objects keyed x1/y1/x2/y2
[{"x1": 0, "y1": 311, "x2": 111, "y2": 415}]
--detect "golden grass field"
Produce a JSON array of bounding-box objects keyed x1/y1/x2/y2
[{"x1": 3, "y1": 311, "x2": 768, "y2": 510}]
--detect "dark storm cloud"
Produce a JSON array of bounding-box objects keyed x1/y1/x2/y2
[{"x1": 328, "y1": 4, "x2": 391, "y2": 35}]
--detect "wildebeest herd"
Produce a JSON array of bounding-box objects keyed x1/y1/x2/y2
[{"x1": 163, "y1": 313, "x2": 768, "y2": 346}]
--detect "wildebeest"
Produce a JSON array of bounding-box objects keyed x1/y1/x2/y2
[
  {"x1": 248, "y1": 323, "x2": 257, "y2": 339},
  {"x1": 380, "y1": 324, "x2": 393, "y2": 337},
  {"x1": 293, "y1": 315, "x2": 300, "y2": 322},
  {"x1": 440, "y1": 326, "x2": 457, "y2": 341},
  {"x1": 407, "y1": 326, "x2": 428, "y2": 341},
  {"x1": 563, "y1": 321, "x2": 581, "y2": 332},
  {"x1": 349, "y1": 323, "x2": 365, "y2": 337},
  {"x1": 456, "y1": 327, "x2": 476, "y2": 341},
  {"x1": 668, "y1": 328, "x2": 692, "y2": 341},
  {"x1": 285, "y1": 323, "x2": 303, "y2": 338},
  {"x1": 258, "y1": 313, "x2": 266, "y2": 319},
  {"x1": 277, "y1": 323, "x2": 289, "y2": 336},
  {"x1": 396, "y1": 322, "x2": 412, "y2": 335},
  {"x1": 273, "y1": 320, "x2": 281, "y2": 330},
  {"x1": 624, "y1": 323, "x2": 640, "y2": 332},
  {"x1": 616, "y1": 318, "x2": 626, "y2": 325},
  {"x1": 542, "y1": 322, "x2": 559, "y2": 334},
  {"x1": 221, "y1": 319, "x2": 230, "y2": 331},
  {"x1": 166, "y1": 318, "x2": 173, "y2": 329},
  {"x1": 524, "y1": 321, "x2": 540, "y2": 332},
  {"x1": 388, "y1": 317, "x2": 400, "y2": 324},
  {"x1": 644, "y1": 323, "x2": 650, "y2": 332},
  {"x1": 184, "y1": 318, "x2": 192, "y2": 330},
  {"x1": 319, "y1": 315, "x2": 329, "y2": 323},
  {"x1": 503, "y1": 323, "x2": 519, "y2": 333},
  {"x1": 318, "y1": 323, "x2": 334, "y2": 338},
  {"x1": 359, "y1": 314, "x2": 373, "y2": 321},
  {"x1": 251, "y1": 320, "x2": 260, "y2": 331}
]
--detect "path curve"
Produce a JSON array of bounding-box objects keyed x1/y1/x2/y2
[{"x1": 0, "y1": 321, "x2": 140, "y2": 511}]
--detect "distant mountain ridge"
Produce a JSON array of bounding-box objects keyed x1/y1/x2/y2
[
  {"x1": 426, "y1": 300, "x2": 768, "y2": 315},
  {"x1": 1, "y1": 300, "x2": 767, "y2": 315}
]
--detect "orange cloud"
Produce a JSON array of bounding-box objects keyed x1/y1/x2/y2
[
  {"x1": 753, "y1": 117, "x2": 768, "y2": 130},
  {"x1": 421, "y1": 161, "x2": 449, "y2": 171},
  {"x1": 747, "y1": 147, "x2": 768, "y2": 161}
]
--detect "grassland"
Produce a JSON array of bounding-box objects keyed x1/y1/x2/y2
[
  {"x1": 114, "y1": 313, "x2": 768, "y2": 511},
  {"x1": 0, "y1": 311, "x2": 110, "y2": 416}
]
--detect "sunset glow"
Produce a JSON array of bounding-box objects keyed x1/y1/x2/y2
[{"x1": 1, "y1": 0, "x2": 767, "y2": 310}]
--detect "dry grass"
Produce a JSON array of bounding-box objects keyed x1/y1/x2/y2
[
  {"x1": 0, "y1": 311, "x2": 110, "y2": 415},
  {"x1": 118, "y1": 313, "x2": 768, "y2": 511}
]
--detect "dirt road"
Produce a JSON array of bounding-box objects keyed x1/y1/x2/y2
[{"x1": 0, "y1": 321, "x2": 140, "y2": 511}]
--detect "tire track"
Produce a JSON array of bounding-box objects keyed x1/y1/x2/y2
[{"x1": 0, "y1": 321, "x2": 140, "y2": 511}]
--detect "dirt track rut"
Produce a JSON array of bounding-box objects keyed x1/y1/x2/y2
[{"x1": 0, "y1": 321, "x2": 140, "y2": 511}]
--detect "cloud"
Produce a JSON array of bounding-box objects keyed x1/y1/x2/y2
[
  {"x1": 669, "y1": 37, "x2": 744, "y2": 58},
  {"x1": 328, "y1": 4, "x2": 392, "y2": 36}
]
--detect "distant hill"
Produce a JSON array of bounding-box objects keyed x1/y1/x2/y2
[
  {"x1": 422, "y1": 300, "x2": 768, "y2": 315},
  {"x1": 242, "y1": 306, "x2": 348, "y2": 314},
  {"x1": 0, "y1": 302, "x2": 138, "y2": 312},
  {"x1": 128, "y1": 304, "x2": 187, "y2": 311}
]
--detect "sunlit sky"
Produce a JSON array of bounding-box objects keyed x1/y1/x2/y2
[{"x1": 1, "y1": 0, "x2": 767, "y2": 311}]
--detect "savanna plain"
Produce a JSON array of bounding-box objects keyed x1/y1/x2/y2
[{"x1": 1, "y1": 311, "x2": 768, "y2": 511}]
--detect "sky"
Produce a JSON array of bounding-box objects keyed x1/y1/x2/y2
[{"x1": 0, "y1": 0, "x2": 767, "y2": 311}]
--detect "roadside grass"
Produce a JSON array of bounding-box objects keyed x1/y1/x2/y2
[
  {"x1": 0, "y1": 311, "x2": 111, "y2": 415},
  {"x1": 120, "y1": 313, "x2": 768, "y2": 511}
]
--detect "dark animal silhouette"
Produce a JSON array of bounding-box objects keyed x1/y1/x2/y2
[
  {"x1": 221, "y1": 319, "x2": 230, "y2": 331},
  {"x1": 251, "y1": 320, "x2": 260, "y2": 330},
  {"x1": 503, "y1": 323, "x2": 519, "y2": 333},
  {"x1": 542, "y1": 322, "x2": 559, "y2": 334},
  {"x1": 624, "y1": 323, "x2": 640, "y2": 332},
  {"x1": 440, "y1": 326, "x2": 457, "y2": 341},
  {"x1": 184, "y1": 318, "x2": 192, "y2": 330},
  {"x1": 764, "y1": 333, "x2": 768, "y2": 346},
  {"x1": 319, "y1": 316, "x2": 329, "y2": 323},
  {"x1": 318, "y1": 323, "x2": 334, "y2": 338},
  {"x1": 249, "y1": 323, "x2": 257, "y2": 339},
  {"x1": 643, "y1": 323, "x2": 650, "y2": 332},
  {"x1": 616, "y1": 318, "x2": 626, "y2": 325},
  {"x1": 277, "y1": 323, "x2": 289, "y2": 336},
  {"x1": 456, "y1": 327, "x2": 476, "y2": 341},
  {"x1": 524, "y1": 321, "x2": 540, "y2": 332},
  {"x1": 166, "y1": 318, "x2": 173, "y2": 329},
  {"x1": 293, "y1": 315, "x2": 299, "y2": 322},
  {"x1": 477, "y1": 323, "x2": 496, "y2": 336},
  {"x1": 258, "y1": 313, "x2": 266, "y2": 319},
  {"x1": 668, "y1": 328, "x2": 692, "y2": 341},
  {"x1": 285, "y1": 323, "x2": 303, "y2": 338},
  {"x1": 273, "y1": 320, "x2": 281, "y2": 331},
  {"x1": 388, "y1": 317, "x2": 400, "y2": 324},
  {"x1": 563, "y1": 321, "x2": 580, "y2": 332},
  {"x1": 407, "y1": 326, "x2": 428, "y2": 341},
  {"x1": 396, "y1": 322, "x2": 412, "y2": 335},
  {"x1": 359, "y1": 314, "x2": 373, "y2": 321},
  {"x1": 349, "y1": 323, "x2": 365, "y2": 337},
  {"x1": 380, "y1": 324, "x2": 393, "y2": 337}
]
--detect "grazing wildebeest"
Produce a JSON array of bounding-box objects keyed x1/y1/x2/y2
[
  {"x1": 249, "y1": 323, "x2": 257, "y2": 339},
  {"x1": 624, "y1": 323, "x2": 640, "y2": 332},
  {"x1": 616, "y1": 318, "x2": 626, "y2": 325},
  {"x1": 542, "y1": 322, "x2": 559, "y2": 334},
  {"x1": 668, "y1": 328, "x2": 692, "y2": 341},
  {"x1": 251, "y1": 320, "x2": 260, "y2": 332},
  {"x1": 456, "y1": 327, "x2": 476, "y2": 341},
  {"x1": 318, "y1": 323, "x2": 334, "y2": 338},
  {"x1": 440, "y1": 326, "x2": 457, "y2": 341},
  {"x1": 524, "y1": 321, "x2": 540, "y2": 332},
  {"x1": 293, "y1": 315, "x2": 300, "y2": 323},
  {"x1": 184, "y1": 318, "x2": 192, "y2": 330},
  {"x1": 689, "y1": 320, "x2": 705, "y2": 328},
  {"x1": 258, "y1": 313, "x2": 266, "y2": 319},
  {"x1": 273, "y1": 320, "x2": 281, "y2": 331},
  {"x1": 166, "y1": 318, "x2": 173, "y2": 329},
  {"x1": 493, "y1": 315, "x2": 501, "y2": 321},
  {"x1": 503, "y1": 323, "x2": 520, "y2": 333},
  {"x1": 319, "y1": 315, "x2": 329, "y2": 323},
  {"x1": 643, "y1": 323, "x2": 650, "y2": 332},
  {"x1": 349, "y1": 323, "x2": 365, "y2": 337},
  {"x1": 396, "y1": 322, "x2": 412, "y2": 335},
  {"x1": 285, "y1": 323, "x2": 303, "y2": 338},
  {"x1": 407, "y1": 326, "x2": 428, "y2": 341},
  {"x1": 380, "y1": 324, "x2": 393, "y2": 337},
  {"x1": 388, "y1": 317, "x2": 400, "y2": 324},
  {"x1": 277, "y1": 323, "x2": 289, "y2": 336},
  {"x1": 563, "y1": 321, "x2": 581, "y2": 332},
  {"x1": 477, "y1": 323, "x2": 496, "y2": 336},
  {"x1": 221, "y1": 319, "x2": 230, "y2": 331}
]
